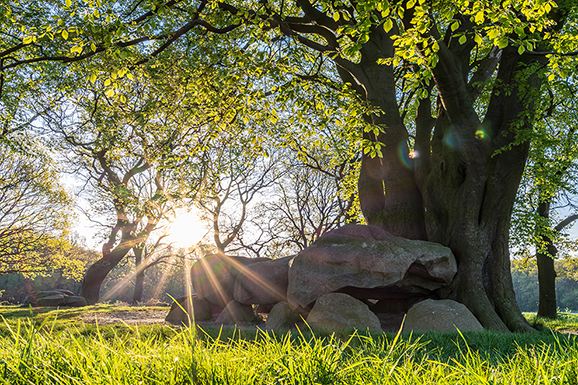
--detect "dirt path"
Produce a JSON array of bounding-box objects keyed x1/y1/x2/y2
[{"x1": 79, "y1": 310, "x2": 169, "y2": 325}]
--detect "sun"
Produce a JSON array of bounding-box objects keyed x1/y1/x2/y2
[{"x1": 165, "y1": 208, "x2": 208, "y2": 248}]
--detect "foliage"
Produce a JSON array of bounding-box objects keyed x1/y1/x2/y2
[
  {"x1": 510, "y1": 59, "x2": 578, "y2": 259},
  {"x1": 0, "y1": 242, "x2": 101, "y2": 304},
  {"x1": 0, "y1": 141, "x2": 78, "y2": 278}
]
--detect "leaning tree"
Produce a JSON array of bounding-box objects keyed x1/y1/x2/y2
[{"x1": 3, "y1": 0, "x2": 578, "y2": 330}]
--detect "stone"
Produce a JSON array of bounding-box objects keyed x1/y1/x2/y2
[
  {"x1": 215, "y1": 300, "x2": 257, "y2": 325},
  {"x1": 306, "y1": 293, "x2": 382, "y2": 333},
  {"x1": 52, "y1": 289, "x2": 75, "y2": 296},
  {"x1": 64, "y1": 295, "x2": 88, "y2": 307},
  {"x1": 402, "y1": 299, "x2": 484, "y2": 333},
  {"x1": 287, "y1": 224, "x2": 457, "y2": 312},
  {"x1": 22, "y1": 290, "x2": 86, "y2": 307},
  {"x1": 191, "y1": 254, "x2": 269, "y2": 307},
  {"x1": 165, "y1": 295, "x2": 217, "y2": 325},
  {"x1": 234, "y1": 256, "x2": 294, "y2": 305},
  {"x1": 36, "y1": 294, "x2": 66, "y2": 307},
  {"x1": 265, "y1": 301, "x2": 304, "y2": 331}
]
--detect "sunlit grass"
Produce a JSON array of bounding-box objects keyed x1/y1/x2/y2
[{"x1": 1, "y1": 307, "x2": 578, "y2": 384}]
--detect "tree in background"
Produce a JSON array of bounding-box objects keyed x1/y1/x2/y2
[
  {"x1": 38, "y1": 62, "x2": 215, "y2": 304},
  {"x1": 0, "y1": 140, "x2": 78, "y2": 278},
  {"x1": 261, "y1": 149, "x2": 357, "y2": 255},
  {"x1": 511, "y1": 67, "x2": 578, "y2": 319}
]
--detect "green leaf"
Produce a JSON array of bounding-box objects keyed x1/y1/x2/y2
[
  {"x1": 65, "y1": 0, "x2": 71, "y2": 7},
  {"x1": 62, "y1": 29, "x2": 68, "y2": 40},
  {"x1": 23, "y1": 36, "x2": 33, "y2": 44},
  {"x1": 487, "y1": 28, "x2": 499, "y2": 40},
  {"x1": 518, "y1": 45, "x2": 525, "y2": 55},
  {"x1": 105, "y1": 89, "x2": 115, "y2": 97},
  {"x1": 474, "y1": 11, "x2": 484, "y2": 24},
  {"x1": 459, "y1": 35, "x2": 467, "y2": 45},
  {"x1": 90, "y1": 73, "x2": 97, "y2": 84},
  {"x1": 383, "y1": 19, "x2": 393, "y2": 33},
  {"x1": 497, "y1": 38, "x2": 508, "y2": 49}
]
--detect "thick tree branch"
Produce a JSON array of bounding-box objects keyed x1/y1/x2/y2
[{"x1": 554, "y1": 214, "x2": 578, "y2": 233}]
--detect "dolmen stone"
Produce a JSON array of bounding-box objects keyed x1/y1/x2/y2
[
  {"x1": 234, "y1": 256, "x2": 294, "y2": 305},
  {"x1": 215, "y1": 300, "x2": 258, "y2": 325},
  {"x1": 265, "y1": 301, "x2": 304, "y2": 331},
  {"x1": 287, "y1": 224, "x2": 457, "y2": 312},
  {"x1": 402, "y1": 299, "x2": 484, "y2": 333},
  {"x1": 22, "y1": 289, "x2": 87, "y2": 307},
  {"x1": 306, "y1": 293, "x2": 382, "y2": 334},
  {"x1": 165, "y1": 295, "x2": 220, "y2": 325},
  {"x1": 191, "y1": 254, "x2": 268, "y2": 307}
]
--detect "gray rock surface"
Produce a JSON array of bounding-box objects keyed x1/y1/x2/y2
[
  {"x1": 22, "y1": 290, "x2": 86, "y2": 307},
  {"x1": 234, "y1": 256, "x2": 294, "y2": 305},
  {"x1": 287, "y1": 224, "x2": 457, "y2": 311},
  {"x1": 215, "y1": 300, "x2": 258, "y2": 325},
  {"x1": 402, "y1": 299, "x2": 484, "y2": 333},
  {"x1": 64, "y1": 295, "x2": 88, "y2": 307},
  {"x1": 165, "y1": 295, "x2": 217, "y2": 325},
  {"x1": 306, "y1": 293, "x2": 382, "y2": 333},
  {"x1": 265, "y1": 301, "x2": 304, "y2": 331},
  {"x1": 191, "y1": 254, "x2": 269, "y2": 307}
]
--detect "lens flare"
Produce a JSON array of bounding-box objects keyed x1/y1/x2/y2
[
  {"x1": 398, "y1": 142, "x2": 412, "y2": 168},
  {"x1": 443, "y1": 128, "x2": 458, "y2": 149},
  {"x1": 475, "y1": 130, "x2": 485, "y2": 140}
]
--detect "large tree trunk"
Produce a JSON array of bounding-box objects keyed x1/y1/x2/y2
[{"x1": 348, "y1": 30, "x2": 543, "y2": 332}]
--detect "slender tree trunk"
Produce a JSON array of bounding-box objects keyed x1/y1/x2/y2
[
  {"x1": 132, "y1": 247, "x2": 145, "y2": 304},
  {"x1": 536, "y1": 201, "x2": 558, "y2": 319}
]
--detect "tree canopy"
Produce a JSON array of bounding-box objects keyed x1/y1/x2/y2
[{"x1": 0, "y1": 140, "x2": 78, "y2": 278}]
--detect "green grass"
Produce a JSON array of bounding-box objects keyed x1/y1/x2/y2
[{"x1": 1, "y1": 306, "x2": 578, "y2": 384}]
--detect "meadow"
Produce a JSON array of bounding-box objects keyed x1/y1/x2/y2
[{"x1": 1, "y1": 305, "x2": 578, "y2": 384}]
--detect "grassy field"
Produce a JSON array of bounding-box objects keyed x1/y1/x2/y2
[{"x1": 1, "y1": 305, "x2": 578, "y2": 384}]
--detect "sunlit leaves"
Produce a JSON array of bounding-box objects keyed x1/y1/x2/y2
[{"x1": 0, "y1": 140, "x2": 77, "y2": 277}]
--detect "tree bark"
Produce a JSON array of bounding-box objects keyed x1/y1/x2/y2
[
  {"x1": 80, "y1": 244, "x2": 133, "y2": 305},
  {"x1": 537, "y1": 248, "x2": 557, "y2": 318},
  {"x1": 132, "y1": 246, "x2": 145, "y2": 304},
  {"x1": 536, "y1": 201, "x2": 558, "y2": 319},
  {"x1": 346, "y1": 36, "x2": 544, "y2": 332}
]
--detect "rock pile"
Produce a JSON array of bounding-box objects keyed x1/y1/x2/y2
[
  {"x1": 22, "y1": 289, "x2": 87, "y2": 307},
  {"x1": 167, "y1": 224, "x2": 482, "y2": 333}
]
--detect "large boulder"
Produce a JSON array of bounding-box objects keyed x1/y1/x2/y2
[
  {"x1": 191, "y1": 254, "x2": 269, "y2": 307},
  {"x1": 287, "y1": 224, "x2": 457, "y2": 312},
  {"x1": 265, "y1": 301, "x2": 304, "y2": 331},
  {"x1": 306, "y1": 293, "x2": 382, "y2": 334},
  {"x1": 215, "y1": 300, "x2": 258, "y2": 325},
  {"x1": 165, "y1": 295, "x2": 220, "y2": 325},
  {"x1": 402, "y1": 299, "x2": 484, "y2": 333},
  {"x1": 234, "y1": 256, "x2": 294, "y2": 305},
  {"x1": 22, "y1": 289, "x2": 86, "y2": 307},
  {"x1": 64, "y1": 295, "x2": 88, "y2": 307}
]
